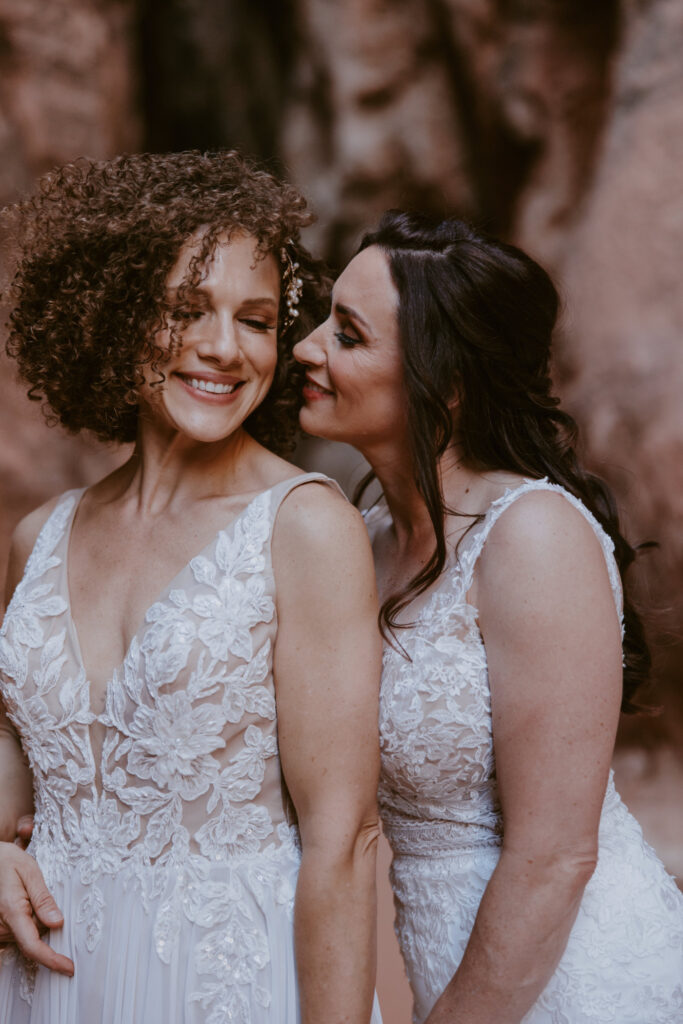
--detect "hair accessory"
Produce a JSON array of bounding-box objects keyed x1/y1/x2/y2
[{"x1": 280, "y1": 239, "x2": 303, "y2": 331}]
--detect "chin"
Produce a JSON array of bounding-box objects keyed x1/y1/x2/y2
[{"x1": 298, "y1": 403, "x2": 340, "y2": 441}]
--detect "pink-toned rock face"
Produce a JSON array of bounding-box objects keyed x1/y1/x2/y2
[
  {"x1": 0, "y1": 0, "x2": 139, "y2": 586},
  {"x1": 1, "y1": 0, "x2": 682, "y2": 741},
  {"x1": 282, "y1": 0, "x2": 683, "y2": 739},
  {"x1": 521, "y1": 0, "x2": 683, "y2": 741}
]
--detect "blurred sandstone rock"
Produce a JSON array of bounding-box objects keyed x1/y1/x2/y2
[
  {"x1": 286, "y1": 0, "x2": 683, "y2": 738},
  {"x1": 0, "y1": 0, "x2": 139, "y2": 581},
  {"x1": 282, "y1": 0, "x2": 474, "y2": 262},
  {"x1": 0, "y1": 0, "x2": 681, "y2": 742},
  {"x1": 545, "y1": 0, "x2": 683, "y2": 739}
]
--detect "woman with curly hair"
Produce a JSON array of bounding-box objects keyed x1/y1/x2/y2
[
  {"x1": 294, "y1": 211, "x2": 683, "y2": 1023},
  {"x1": 0, "y1": 151, "x2": 383, "y2": 1024}
]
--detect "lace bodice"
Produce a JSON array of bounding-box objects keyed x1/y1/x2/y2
[
  {"x1": 371, "y1": 478, "x2": 623, "y2": 838},
  {"x1": 368, "y1": 480, "x2": 683, "y2": 1024},
  {"x1": 0, "y1": 472, "x2": 338, "y2": 1019}
]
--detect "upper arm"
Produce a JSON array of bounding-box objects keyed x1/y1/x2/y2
[
  {"x1": 475, "y1": 492, "x2": 623, "y2": 861},
  {"x1": 0, "y1": 501, "x2": 55, "y2": 827},
  {"x1": 3, "y1": 498, "x2": 60, "y2": 611},
  {"x1": 272, "y1": 484, "x2": 382, "y2": 853}
]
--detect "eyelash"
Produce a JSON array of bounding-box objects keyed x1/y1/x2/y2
[
  {"x1": 172, "y1": 311, "x2": 274, "y2": 332},
  {"x1": 173, "y1": 308, "x2": 203, "y2": 322},
  {"x1": 242, "y1": 319, "x2": 275, "y2": 332},
  {"x1": 335, "y1": 330, "x2": 361, "y2": 348}
]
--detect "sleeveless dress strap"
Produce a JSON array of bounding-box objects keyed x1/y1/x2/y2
[
  {"x1": 267, "y1": 471, "x2": 347, "y2": 522},
  {"x1": 25, "y1": 488, "x2": 85, "y2": 575},
  {"x1": 361, "y1": 499, "x2": 391, "y2": 544},
  {"x1": 460, "y1": 478, "x2": 624, "y2": 621}
]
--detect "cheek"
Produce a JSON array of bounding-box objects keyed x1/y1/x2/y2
[
  {"x1": 329, "y1": 351, "x2": 395, "y2": 409},
  {"x1": 327, "y1": 350, "x2": 361, "y2": 395},
  {"x1": 252, "y1": 336, "x2": 279, "y2": 381}
]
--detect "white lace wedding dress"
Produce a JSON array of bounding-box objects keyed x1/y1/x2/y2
[
  {"x1": 368, "y1": 479, "x2": 683, "y2": 1024},
  {"x1": 0, "y1": 473, "x2": 383, "y2": 1024}
]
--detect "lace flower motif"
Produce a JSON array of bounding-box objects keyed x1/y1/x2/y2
[
  {"x1": 71, "y1": 795, "x2": 140, "y2": 885},
  {"x1": 127, "y1": 691, "x2": 227, "y2": 800}
]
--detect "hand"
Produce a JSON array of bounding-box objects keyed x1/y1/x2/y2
[
  {"x1": 15, "y1": 814, "x2": 34, "y2": 850},
  {"x1": 0, "y1": 842, "x2": 74, "y2": 975}
]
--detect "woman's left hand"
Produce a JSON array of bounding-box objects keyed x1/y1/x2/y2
[
  {"x1": 15, "y1": 814, "x2": 34, "y2": 850},
  {"x1": 0, "y1": 841, "x2": 74, "y2": 974}
]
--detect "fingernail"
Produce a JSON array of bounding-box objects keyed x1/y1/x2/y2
[{"x1": 45, "y1": 910, "x2": 62, "y2": 923}]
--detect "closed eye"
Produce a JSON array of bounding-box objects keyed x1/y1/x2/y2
[
  {"x1": 172, "y1": 307, "x2": 204, "y2": 322},
  {"x1": 335, "y1": 330, "x2": 361, "y2": 348},
  {"x1": 241, "y1": 318, "x2": 276, "y2": 332}
]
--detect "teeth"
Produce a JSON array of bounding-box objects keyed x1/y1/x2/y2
[
  {"x1": 188, "y1": 377, "x2": 238, "y2": 395},
  {"x1": 308, "y1": 380, "x2": 331, "y2": 394}
]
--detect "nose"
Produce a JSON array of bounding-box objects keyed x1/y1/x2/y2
[
  {"x1": 293, "y1": 322, "x2": 327, "y2": 367},
  {"x1": 196, "y1": 313, "x2": 242, "y2": 365}
]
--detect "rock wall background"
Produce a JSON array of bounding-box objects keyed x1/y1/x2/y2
[
  {"x1": 1, "y1": 2, "x2": 681, "y2": 1014},
  {"x1": 2, "y1": 0, "x2": 680, "y2": 739},
  {"x1": 0, "y1": 0, "x2": 138, "y2": 570}
]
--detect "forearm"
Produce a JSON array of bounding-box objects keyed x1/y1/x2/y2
[
  {"x1": 0, "y1": 729, "x2": 33, "y2": 842},
  {"x1": 295, "y1": 829, "x2": 378, "y2": 1024},
  {"x1": 426, "y1": 848, "x2": 595, "y2": 1024}
]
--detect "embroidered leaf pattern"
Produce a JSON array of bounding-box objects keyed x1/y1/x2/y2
[{"x1": 0, "y1": 485, "x2": 312, "y2": 1019}]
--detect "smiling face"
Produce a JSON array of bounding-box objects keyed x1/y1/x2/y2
[
  {"x1": 139, "y1": 231, "x2": 281, "y2": 445},
  {"x1": 293, "y1": 245, "x2": 406, "y2": 455}
]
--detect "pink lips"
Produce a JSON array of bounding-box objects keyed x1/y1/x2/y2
[
  {"x1": 174, "y1": 372, "x2": 245, "y2": 403},
  {"x1": 302, "y1": 375, "x2": 334, "y2": 401}
]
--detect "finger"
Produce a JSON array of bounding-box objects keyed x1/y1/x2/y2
[
  {"x1": 28, "y1": 908, "x2": 47, "y2": 937},
  {"x1": 9, "y1": 912, "x2": 74, "y2": 976},
  {"x1": 21, "y1": 865, "x2": 64, "y2": 930},
  {"x1": 15, "y1": 817, "x2": 34, "y2": 842}
]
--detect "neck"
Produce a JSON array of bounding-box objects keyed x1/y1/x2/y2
[
  {"x1": 117, "y1": 421, "x2": 257, "y2": 515},
  {"x1": 363, "y1": 438, "x2": 480, "y2": 552}
]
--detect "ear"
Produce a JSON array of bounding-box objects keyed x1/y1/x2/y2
[{"x1": 446, "y1": 388, "x2": 460, "y2": 413}]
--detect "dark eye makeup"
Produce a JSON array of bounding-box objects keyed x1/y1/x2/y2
[
  {"x1": 241, "y1": 318, "x2": 276, "y2": 332},
  {"x1": 335, "y1": 329, "x2": 362, "y2": 348}
]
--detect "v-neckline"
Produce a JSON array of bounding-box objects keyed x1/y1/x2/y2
[{"x1": 62, "y1": 484, "x2": 274, "y2": 698}]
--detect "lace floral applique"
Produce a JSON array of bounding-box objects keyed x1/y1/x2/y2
[
  {"x1": 0, "y1": 485, "x2": 309, "y2": 1016},
  {"x1": 377, "y1": 481, "x2": 683, "y2": 1024}
]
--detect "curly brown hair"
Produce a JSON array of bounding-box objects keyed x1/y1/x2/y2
[{"x1": 2, "y1": 150, "x2": 330, "y2": 452}]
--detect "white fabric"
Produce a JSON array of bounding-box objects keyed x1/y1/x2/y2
[
  {"x1": 0, "y1": 473, "x2": 383, "y2": 1024},
  {"x1": 368, "y1": 479, "x2": 683, "y2": 1024}
]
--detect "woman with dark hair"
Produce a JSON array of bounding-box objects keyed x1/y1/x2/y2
[
  {"x1": 0, "y1": 151, "x2": 383, "y2": 1024},
  {"x1": 294, "y1": 211, "x2": 683, "y2": 1023}
]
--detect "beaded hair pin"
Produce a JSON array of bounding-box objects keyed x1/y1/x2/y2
[{"x1": 280, "y1": 240, "x2": 303, "y2": 331}]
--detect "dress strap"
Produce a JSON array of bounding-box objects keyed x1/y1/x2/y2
[
  {"x1": 267, "y1": 471, "x2": 347, "y2": 521},
  {"x1": 24, "y1": 488, "x2": 85, "y2": 575},
  {"x1": 361, "y1": 499, "x2": 391, "y2": 544},
  {"x1": 459, "y1": 478, "x2": 624, "y2": 620}
]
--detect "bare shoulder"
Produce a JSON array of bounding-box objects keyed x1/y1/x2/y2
[
  {"x1": 272, "y1": 479, "x2": 376, "y2": 613},
  {"x1": 476, "y1": 487, "x2": 615, "y2": 619},
  {"x1": 274, "y1": 478, "x2": 369, "y2": 557},
  {"x1": 481, "y1": 488, "x2": 605, "y2": 570},
  {"x1": 4, "y1": 495, "x2": 63, "y2": 602}
]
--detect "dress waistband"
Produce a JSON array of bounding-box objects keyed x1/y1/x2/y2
[{"x1": 381, "y1": 815, "x2": 502, "y2": 857}]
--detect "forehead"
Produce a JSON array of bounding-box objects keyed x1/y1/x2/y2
[
  {"x1": 334, "y1": 246, "x2": 398, "y2": 331},
  {"x1": 166, "y1": 229, "x2": 280, "y2": 294}
]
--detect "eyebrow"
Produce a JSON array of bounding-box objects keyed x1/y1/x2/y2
[
  {"x1": 334, "y1": 301, "x2": 372, "y2": 332},
  {"x1": 240, "y1": 297, "x2": 279, "y2": 310},
  {"x1": 166, "y1": 287, "x2": 278, "y2": 310}
]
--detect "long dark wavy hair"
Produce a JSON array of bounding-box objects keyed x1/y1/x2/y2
[
  {"x1": 356, "y1": 210, "x2": 649, "y2": 714},
  {"x1": 2, "y1": 150, "x2": 330, "y2": 453}
]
